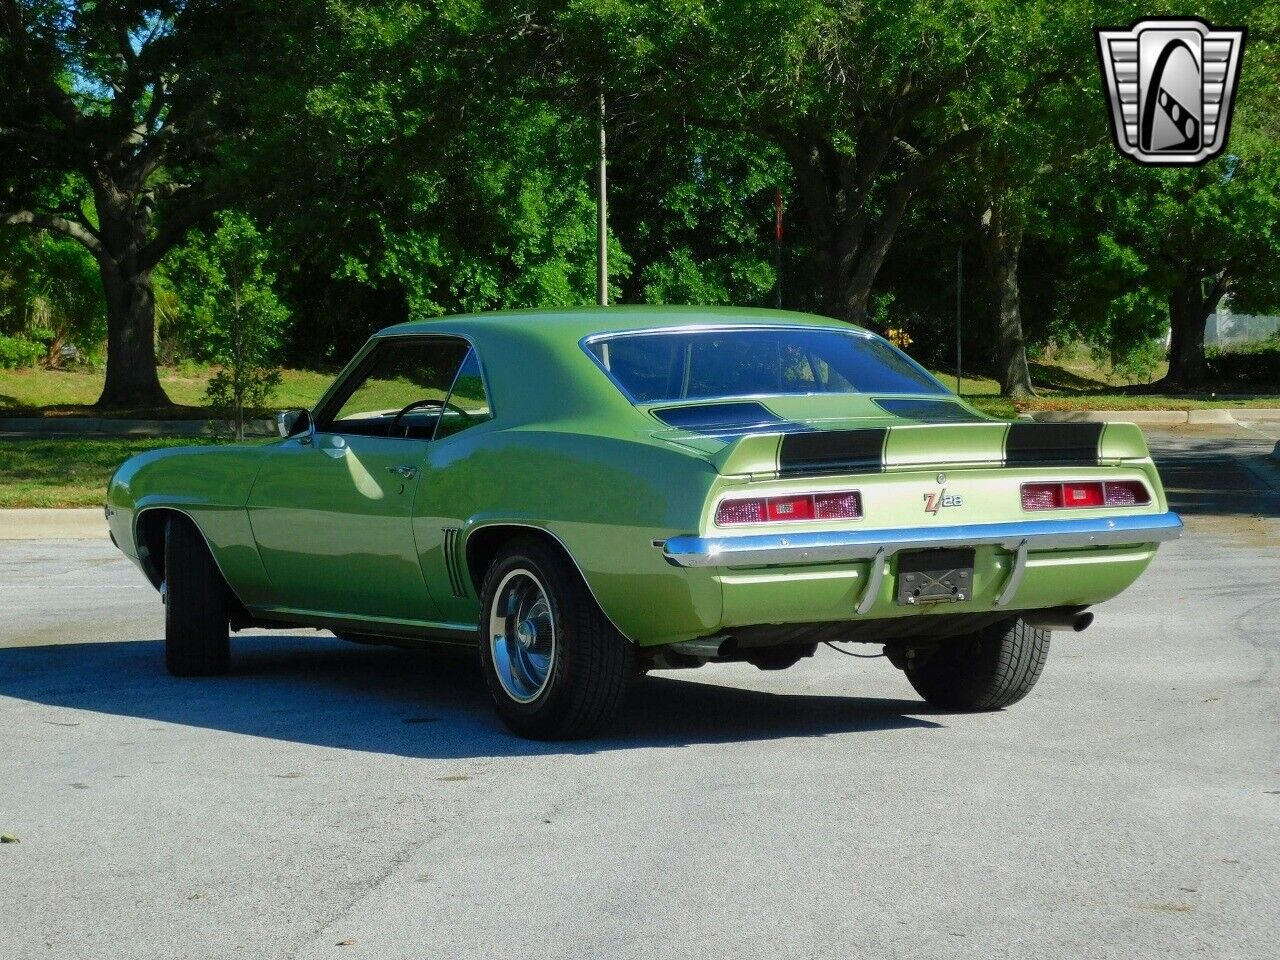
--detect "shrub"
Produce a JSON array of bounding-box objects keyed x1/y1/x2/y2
[
  {"x1": 170, "y1": 213, "x2": 288, "y2": 439},
  {"x1": 0, "y1": 334, "x2": 44, "y2": 369},
  {"x1": 1206, "y1": 336, "x2": 1280, "y2": 389}
]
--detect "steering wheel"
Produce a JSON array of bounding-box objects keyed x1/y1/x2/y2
[{"x1": 388, "y1": 398, "x2": 474, "y2": 437}]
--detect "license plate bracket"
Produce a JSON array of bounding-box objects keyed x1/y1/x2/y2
[{"x1": 896, "y1": 548, "x2": 975, "y2": 605}]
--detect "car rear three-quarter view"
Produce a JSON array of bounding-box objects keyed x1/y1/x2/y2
[{"x1": 106, "y1": 307, "x2": 1182, "y2": 739}]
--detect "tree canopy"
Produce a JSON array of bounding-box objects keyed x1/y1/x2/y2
[{"x1": 2, "y1": 0, "x2": 1278, "y2": 400}]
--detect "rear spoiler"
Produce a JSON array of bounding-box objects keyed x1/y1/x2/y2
[{"x1": 710, "y1": 421, "x2": 1152, "y2": 477}]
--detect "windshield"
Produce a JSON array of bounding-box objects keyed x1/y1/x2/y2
[{"x1": 586, "y1": 327, "x2": 946, "y2": 404}]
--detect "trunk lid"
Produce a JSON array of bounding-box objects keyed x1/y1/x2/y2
[{"x1": 645, "y1": 399, "x2": 1152, "y2": 476}]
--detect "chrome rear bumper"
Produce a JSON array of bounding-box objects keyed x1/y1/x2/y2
[{"x1": 661, "y1": 511, "x2": 1183, "y2": 570}]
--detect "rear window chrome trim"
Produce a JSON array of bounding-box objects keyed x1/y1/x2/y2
[
  {"x1": 661, "y1": 511, "x2": 1183, "y2": 569},
  {"x1": 579, "y1": 324, "x2": 948, "y2": 406}
]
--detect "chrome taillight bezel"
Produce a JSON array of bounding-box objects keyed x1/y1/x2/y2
[
  {"x1": 1020, "y1": 479, "x2": 1153, "y2": 512},
  {"x1": 713, "y1": 489, "x2": 863, "y2": 527}
]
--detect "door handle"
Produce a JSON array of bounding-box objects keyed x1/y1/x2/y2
[{"x1": 387, "y1": 465, "x2": 419, "y2": 480}]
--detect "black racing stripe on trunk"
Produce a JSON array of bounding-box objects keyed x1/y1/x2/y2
[
  {"x1": 778, "y1": 428, "x2": 887, "y2": 476},
  {"x1": 1004, "y1": 422, "x2": 1104, "y2": 465}
]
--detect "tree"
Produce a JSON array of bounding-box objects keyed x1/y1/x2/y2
[
  {"x1": 1075, "y1": 133, "x2": 1280, "y2": 388},
  {"x1": 551, "y1": 1, "x2": 1071, "y2": 326},
  {"x1": 966, "y1": 55, "x2": 1098, "y2": 399},
  {"x1": 0, "y1": 1, "x2": 299, "y2": 408},
  {"x1": 171, "y1": 212, "x2": 286, "y2": 440},
  {"x1": 241, "y1": 0, "x2": 614, "y2": 363}
]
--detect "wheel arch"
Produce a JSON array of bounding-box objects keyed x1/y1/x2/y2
[
  {"x1": 133, "y1": 506, "x2": 251, "y2": 615},
  {"x1": 462, "y1": 522, "x2": 636, "y2": 644}
]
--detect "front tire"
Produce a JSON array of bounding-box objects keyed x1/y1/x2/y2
[
  {"x1": 478, "y1": 538, "x2": 635, "y2": 739},
  {"x1": 163, "y1": 515, "x2": 231, "y2": 676},
  {"x1": 904, "y1": 618, "x2": 1048, "y2": 711}
]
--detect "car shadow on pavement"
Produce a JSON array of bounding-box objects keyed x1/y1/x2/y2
[
  {"x1": 0, "y1": 633, "x2": 944, "y2": 759},
  {"x1": 1152, "y1": 439, "x2": 1280, "y2": 520}
]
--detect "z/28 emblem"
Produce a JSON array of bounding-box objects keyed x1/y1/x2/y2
[{"x1": 924, "y1": 489, "x2": 963, "y2": 515}]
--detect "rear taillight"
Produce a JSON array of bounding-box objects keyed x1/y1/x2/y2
[
  {"x1": 714, "y1": 498, "x2": 767, "y2": 525},
  {"x1": 1063, "y1": 481, "x2": 1105, "y2": 507},
  {"x1": 1021, "y1": 480, "x2": 1151, "y2": 511},
  {"x1": 1020, "y1": 482, "x2": 1063, "y2": 511},
  {"x1": 767, "y1": 495, "x2": 814, "y2": 521},
  {"x1": 814, "y1": 491, "x2": 863, "y2": 520},
  {"x1": 1102, "y1": 480, "x2": 1149, "y2": 506},
  {"x1": 715, "y1": 490, "x2": 861, "y2": 526}
]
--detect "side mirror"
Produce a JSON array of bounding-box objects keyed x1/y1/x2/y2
[{"x1": 276, "y1": 408, "x2": 312, "y2": 439}]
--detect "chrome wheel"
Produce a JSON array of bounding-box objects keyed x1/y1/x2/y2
[{"x1": 488, "y1": 568, "x2": 556, "y2": 703}]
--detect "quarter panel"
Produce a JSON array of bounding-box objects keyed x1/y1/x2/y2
[{"x1": 417, "y1": 427, "x2": 722, "y2": 645}]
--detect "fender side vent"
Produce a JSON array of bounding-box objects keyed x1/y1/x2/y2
[{"x1": 441, "y1": 528, "x2": 467, "y2": 598}]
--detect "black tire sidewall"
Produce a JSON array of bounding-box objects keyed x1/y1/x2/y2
[
  {"x1": 164, "y1": 515, "x2": 231, "y2": 676},
  {"x1": 905, "y1": 617, "x2": 1049, "y2": 711},
  {"x1": 476, "y1": 537, "x2": 634, "y2": 739}
]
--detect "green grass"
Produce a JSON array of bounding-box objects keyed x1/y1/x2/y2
[
  {"x1": 0, "y1": 437, "x2": 217, "y2": 508},
  {"x1": 926, "y1": 365, "x2": 1280, "y2": 418},
  {"x1": 0, "y1": 366, "x2": 333, "y2": 418}
]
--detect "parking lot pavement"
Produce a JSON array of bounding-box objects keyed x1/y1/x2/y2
[{"x1": 1, "y1": 426, "x2": 1277, "y2": 960}]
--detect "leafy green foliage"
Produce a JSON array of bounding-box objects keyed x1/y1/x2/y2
[
  {"x1": 2, "y1": 0, "x2": 1278, "y2": 398},
  {"x1": 0, "y1": 333, "x2": 44, "y2": 368},
  {"x1": 170, "y1": 213, "x2": 288, "y2": 438},
  {"x1": 0, "y1": 230, "x2": 105, "y2": 364}
]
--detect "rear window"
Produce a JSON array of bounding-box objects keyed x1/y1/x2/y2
[{"x1": 586, "y1": 327, "x2": 945, "y2": 403}]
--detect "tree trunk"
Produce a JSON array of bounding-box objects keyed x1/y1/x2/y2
[
  {"x1": 979, "y1": 211, "x2": 1034, "y2": 398},
  {"x1": 96, "y1": 262, "x2": 169, "y2": 409},
  {"x1": 1164, "y1": 279, "x2": 1209, "y2": 389}
]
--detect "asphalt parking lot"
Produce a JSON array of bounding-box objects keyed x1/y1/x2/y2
[{"x1": 2, "y1": 424, "x2": 1278, "y2": 960}]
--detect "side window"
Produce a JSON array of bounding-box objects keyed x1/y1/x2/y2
[
  {"x1": 434, "y1": 349, "x2": 493, "y2": 440},
  {"x1": 320, "y1": 338, "x2": 470, "y2": 439}
]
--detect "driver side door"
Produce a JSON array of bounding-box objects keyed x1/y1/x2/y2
[{"x1": 246, "y1": 335, "x2": 470, "y2": 624}]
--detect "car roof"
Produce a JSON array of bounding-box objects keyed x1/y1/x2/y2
[{"x1": 375, "y1": 305, "x2": 869, "y2": 343}]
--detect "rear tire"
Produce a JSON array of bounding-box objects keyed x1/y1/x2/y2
[
  {"x1": 163, "y1": 515, "x2": 231, "y2": 677},
  {"x1": 904, "y1": 618, "x2": 1048, "y2": 711},
  {"x1": 478, "y1": 537, "x2": 635, "y2": 740}
]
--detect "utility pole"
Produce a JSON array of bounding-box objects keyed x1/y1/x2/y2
[
  {"x1": 955, "y1": 246, "x2": 963, "y2": 394},
  {"x1": 774, "y1": 189, "x2": 784, "y2": 309},
  {"x1": 597, "y1": 86, "x2": 608, "y2": 306}
]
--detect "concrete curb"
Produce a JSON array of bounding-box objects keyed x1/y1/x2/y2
[
  {"x1": 1027, "y1": 408, "x2": 1280, "y2": 425},
  {"x1": 0, "y1": 416, "x2": 275, "y2": 437},
  {"x1": 0, "y1": 508, "x2": 106, "y2": 540}
]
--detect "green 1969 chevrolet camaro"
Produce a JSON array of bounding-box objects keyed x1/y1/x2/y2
[{"x1": 107, "y1": 307, "x2": 1182, "y2": 739}]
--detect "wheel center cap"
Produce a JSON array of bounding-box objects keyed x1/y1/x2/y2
[{"x1": 515, "y1": 619, "x2": 538, "y2": 649}]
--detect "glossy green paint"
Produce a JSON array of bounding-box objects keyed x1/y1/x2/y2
[
  {"x1": 245, "y1": 432, "x2": 441, "y2": 624},
  {"x1": 108, "y1": 306, "x2": 1174, "y2": 647}
]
